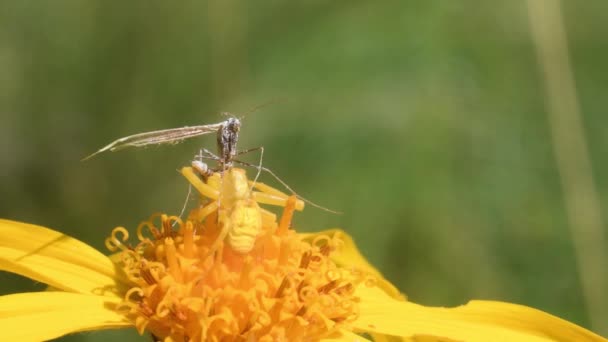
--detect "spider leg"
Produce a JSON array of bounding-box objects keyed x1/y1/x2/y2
[
  {"x1": 235, "y1": 159, "x2": 305, "y2": 210},
  {"x1": 188, "y1": 200, "x2": 219, "y2": 223},
  {"x1": 250, "y1": 188, "x2": 304, "y2": 211},
  {"x1": 181, "y1": 167, "x2": 220, "y2": 200},
  {"x1": 251, "y1": 181, "x2": 289, "y2": 198},
  {"x1": 234, "y1": 160, "x2": 338, "y2": 213},
  {"x1": 204, "y1": 218, "x2": 231, "y2": 261}
]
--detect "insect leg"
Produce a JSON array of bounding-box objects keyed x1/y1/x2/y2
[
  {"x1": 173, "y1": 183, "x2": 193, "y2": 227},
  {"x1": 199, "y1": 148, "x2": 220, "y2": 160},
  {"x1": 235, "y1": 146, "x2": 263, "y2": 156},
  {"x1": 252, "y1": 146, "x2": 264, "y2": 189},
  {"x1": 234, "y1": 146, "x2": 265, "y2": 192}
]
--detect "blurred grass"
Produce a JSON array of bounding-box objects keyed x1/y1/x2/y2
[{"x1": 0, "y1": 1, "x2": 607, "y2": 340}]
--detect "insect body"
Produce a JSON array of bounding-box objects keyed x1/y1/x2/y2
[{"x1": 181, "y1": 165, "x2": 304, "y2": 256}]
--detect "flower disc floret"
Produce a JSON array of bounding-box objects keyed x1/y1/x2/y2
[{"x1": 106, "y1": 202, "x2": 364, "y2": 341}]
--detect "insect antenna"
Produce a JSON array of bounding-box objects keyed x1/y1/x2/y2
[{"x1": 223, "y1": 98, "x2": 285, "y2": 128}]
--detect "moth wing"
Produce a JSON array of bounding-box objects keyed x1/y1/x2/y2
[{"x1": 82, "y1": 123, "x2": 223, "y2": 160}]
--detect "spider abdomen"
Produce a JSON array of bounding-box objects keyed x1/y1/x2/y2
[{"x1": 225, "y1": 200, "x2": 262, "y2": 254}]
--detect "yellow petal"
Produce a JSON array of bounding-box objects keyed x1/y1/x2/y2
[
  {"x1": 299, "y1": 229, "x2": 405, "y2": 300},
  {"x1": 0, "y1": 219, "x2": 125, "y2": 295},
  {"x1": 0, "y1": 292, "x2": 131, "y2": 341},
  {"x1": 354, "y1": 285, "x2": 607, "y2": 342},
  {"x1": 320, "y1": 330, "x2": 372, "y2": 341},
  {"x1": 370, "y1": 334, "x2": 410, "y2": 342}
]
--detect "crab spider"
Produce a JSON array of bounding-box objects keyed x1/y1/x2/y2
[{"x1": 180, "y1": 164, "x2": 304, "y2": 257}]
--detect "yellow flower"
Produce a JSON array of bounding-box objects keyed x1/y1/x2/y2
[{"x1": 0, "y1": 167, "x2": 606, "y2": 341}]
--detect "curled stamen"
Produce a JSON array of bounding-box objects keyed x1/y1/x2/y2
[
  {"x1": 133, "y1": 239, "x2": 154, "y2": 256},
  {"x1": 276, "y1": 277, "x2": 291, "y2": 298},
  {"x1": 248, "y1": 269, "x2": 277, "y2": 291},
  {"x1": 307, "y1": 252, "x2": 325, "y2": 271},
  {"x1": 299, "y1": 251, "x2": 311, "y2": 269},
  {"x1": 115, "y1": 300, "x2": 139, "y2": 313},
  {"x1": 105, "y1": 226, "x2": 130, "y2": 252},
  {"x1": 311, "y1": 235, "x2": 331, "y2": 249},
  {"x1": 124, "y1": 287, "x2": 145, "y2": 303},
  {"x1": 334, "y1": 283, "x2": 354, "y2": 296},
  {"x1": 124, "y1": 268, "x2": 144, "y2": 284},
  {"x1": 137, "y1": 220, "x2": 162, "y2": 242},
  {"x1": 298, "y1": 285, "x2": 318, "y2": 303},
  {"x1": 319, "y1": 244, "x2": 331, "y2": 256},
  {"x1": 325, "y1": 270, "x2": 341, "y2": 283},
  {"x1": 119, "y1": 249, "x2": 141, "y2": 267},
  {"x1": 295, "y1": 305, "x2": 307, "y2": 317},
  {"x1": 140, "y1": 264, "x2": 158, "y2": 285},
  {"x1": 317, "y1": 280, "x2": 339, "y2": 294},
  {"x1": 156, "y1": 299, "x2": 172, "y2": 318},
  {"x1": 162, "y1": 214, "x2": 182, "y2": 237},
  {"x1": 146, "y1": 261, "x2": 167, "y2": 278}
]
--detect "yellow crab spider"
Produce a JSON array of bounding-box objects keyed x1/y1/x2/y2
[{"x1": 180, "y1": 164, "x2": 304, "y2": 256}]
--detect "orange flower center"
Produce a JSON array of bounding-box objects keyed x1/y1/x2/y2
[{"x1": 105, "y1": 169, "x2": 363, "y2": 341}]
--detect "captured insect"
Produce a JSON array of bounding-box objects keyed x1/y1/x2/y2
[
  {"x1": 182, "y1": 162, "x2": 304, "y2": 257},
  {"x1": 82, "y1": 115, "x2": 243, "y2": 169},
  {"x1": 83, "y1": 113, "x2": 339, "y2": 213}
]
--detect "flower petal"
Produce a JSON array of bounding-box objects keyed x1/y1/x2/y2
[
  {"x1": 320, "y1": 330, "x2": 372, "y2": 341},
  {"x1": 0, "y1": 219, "x2": 125, "y2": 295},
  {"x1": 354, "y1": 285, "x2": 607, "y2": 342},
  {"x1": 300, "y1": 229, "x2": 405, "y2": 299},
  {"x1": 0, "y1": 291, "x2": 131, "y2": 341}
]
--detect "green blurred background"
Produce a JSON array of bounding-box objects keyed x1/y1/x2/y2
[{"x1": 1, "y1": 1, "x2": 607, "y2": 340}]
